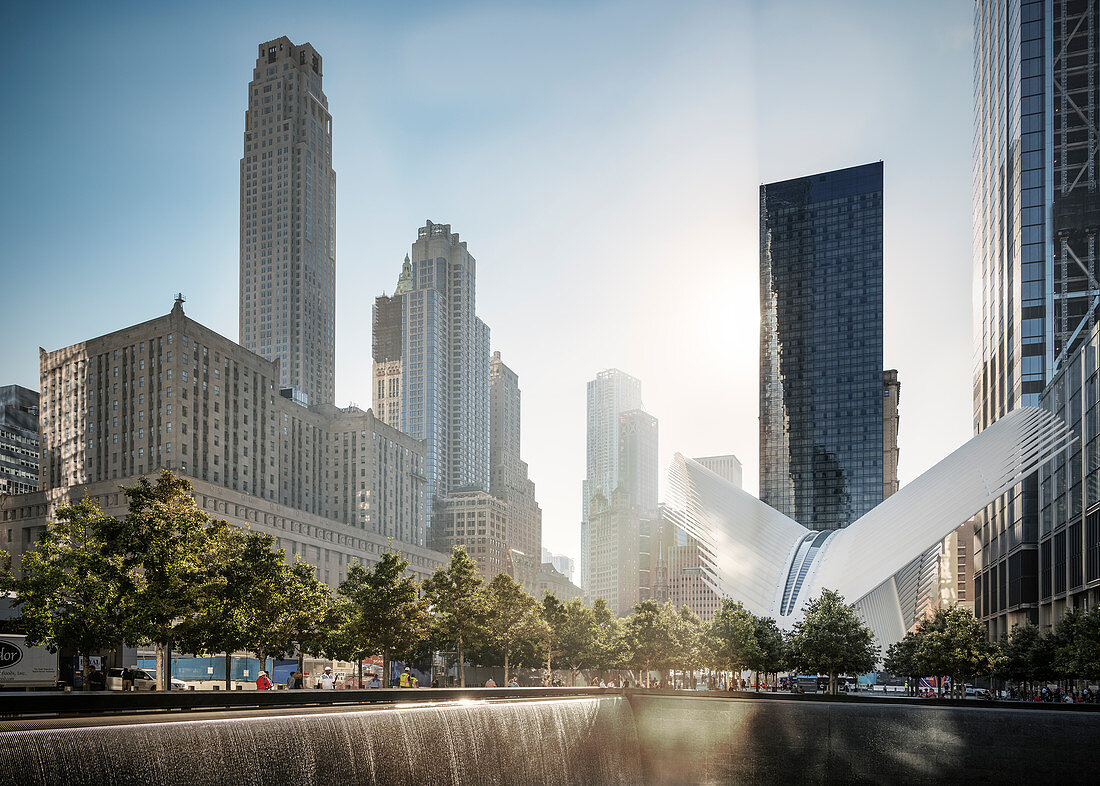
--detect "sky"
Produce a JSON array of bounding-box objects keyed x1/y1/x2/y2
[{"x1": 0, "y1": 0, "x2": 975, "y2": 565}]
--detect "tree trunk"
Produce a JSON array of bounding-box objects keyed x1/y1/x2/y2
[
  {"x1": 382, "y1": 650, "x2": 390, "y2": 689},
  {"x1": 225, "y1": 653, "x2": 232, "y2": 691},
  {"x1": 256, "y1": 651, "x2": 264, "y2": 689},
  {"x1": 358, "y1": 656, "x2": 363, "y2": 689},
  {"x1": 457, "y1": 632, "x2": 465, "y2": 688},
  {"x1": 504, "y1": 650, "x2": 510, "y2": 685},
  {"x1": 155, "y1": 643, "x2": 165, "y2": 692},
  {"x1": 829, "y1": 672, "x2": 836, "y2": 695},
  {"x1": 81, "y1": 651, "x2": 91, "y2": 693},
  {"x1": 298, "y1": 650, "x2": 304, "y2": 678}
]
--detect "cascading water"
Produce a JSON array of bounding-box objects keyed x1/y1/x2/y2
[{"x1": 0, "y1": 696, "x2": 641, "y2": 786}]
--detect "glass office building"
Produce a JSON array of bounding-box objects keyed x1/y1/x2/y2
[
  {"x1": 759, "y1": 162, "x2": 884, "y2": 531},
  {"x1": 973, "y1": 0, "x2": 1100, "y2": 637}
]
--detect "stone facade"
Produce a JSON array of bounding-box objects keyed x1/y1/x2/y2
[
  {"x1": 239, "y1": 36, "x2": 336, "y2": 406},
  {"x1": 693, "y1": 455, "x2": 742, "y2": 489},
  {"x1": 432, "y1": 489, "x2": 509, "y2": 579},
  {"x1": 489, "y1": 351, "x2": 542, "y2": 563},
  {"x1": 587, "y1": 489, "x2": 653, "y2": 616},
  {"x1": 6, "y1": 300, "x2": 437, "y2": 586}
]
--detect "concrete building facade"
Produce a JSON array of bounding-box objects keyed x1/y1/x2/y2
[
  {"x1": 4, "y1": 300, "x2": 437, "y2": 586},
  {"x1": 489, "y1": 351, "x2": 542, "y2": 562},
  {"x1": 432, "y1": 489, "x2": 509, "y2": 580},
  {"x1": 692, "y1": 455, "x2": 743, "y2": 489},
  {"x1": 239, "y1": 36, "x2": 336, "y2": 407},
  {"x1": 0, "y1": 386, "x2": 39, "y2": 497}
]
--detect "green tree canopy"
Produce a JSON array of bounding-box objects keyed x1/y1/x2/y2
[
  {"x1": 912, "y1": 606, "x2": 1000, "y2": 697},
  {"x1": 479, "y1": 572, "x2": 545, "y2": 684},
  {"x1": 787, "y1": 589, "x2": 878, "y2": 694},
  {"x1": 15, "y1": 497, "x2": 132, "y2": 691},
  {"x1": 747, "y1": 614, "x2": 786, "y2": 681},
  {"x1": 422, "y1": 546, "x2": 488, "y2": 687},
  {"x1": 341, "y1": 551, "x2": 427, "y2": 685},
  {"x1": 108, "y1": 472, "x2": 213, "y2": 689},
  {"x1": 1055, "y1": 607, "x2": 1100, "y2": 682},
  {"x1": 622, "y1": 599, "x2": 680, "y2": 683},
  {"x1": 710, "y1": 598, "x2": 761, "y2": 675}
]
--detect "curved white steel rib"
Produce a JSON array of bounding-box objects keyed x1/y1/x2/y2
[{"x1": 667, "y1": 407, "x2": 1073, "y2": 648}]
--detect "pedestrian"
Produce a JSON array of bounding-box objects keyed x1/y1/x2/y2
[
  {"x1": 399, "y1": 667, "x2": 413, "y2": 688},
  {"x1": 508, "y1": 677, "x2": 519, "y2": 687},
  {"x1": 286, "y1": 672, "x2": 296, "y2": 690},
  {"x1": 256, "y1": 670, "x2": 273, "y2": 691},
  {"x1": 320, "y1": 666, "x2": 337, "y2": 690},
  {"x1": 485, "y1": 676, "x2": 497, "y2": 688},
  {"x1": 367, "y1": 673, "x2": 382, "y2": 689}
]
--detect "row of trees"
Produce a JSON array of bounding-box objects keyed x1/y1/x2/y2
[
  {"x1": 884, "y1": 604, "x2": 1100, "y2": 698},
  {"x1": 5, "y1": 470, "x2": 884, "y2": 692}
]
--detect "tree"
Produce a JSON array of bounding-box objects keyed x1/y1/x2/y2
[
  {"x1": 173, "y1": 520, "x2": 253, "y2": 691},
  {"x1": 551, "y1": 597, "x2": 597, "y2": 686},
  {"x1": 482, "y1": 572, "x2": 544, "y2": 684},
  {"x1": 341, "y1": 551, "x2": 427, "y2": 686},
  {"x1": 622, "y1": 600, "x2": 679, "y2": 686},
  {"x1": 276, "y1": 560, "x2": 334, "y2": 676},
  {"x1": 1055, "y1": 607, "x2": 1100, "y2": 683},
  {"x1": 106, "y1": 472, "x2": 212, "y2": 690},
  {"x1": 710, "y1": 599, "x2": 760, "y2": 686},
  {"x1": 537, "y1": 593, "x2": 566, "y2": 684},
  {"x1": 912, "y1": 606, "x2": 1000, "y2": 698},
  {"x1": 999, "y1": 622, "x2": 1044, "y2": 692},
  {"x1": 747, "y1": 614, "x2": 786, "y2": 689},
  {"x1": 787, "y1": 589, "x2": 878, "y2": 694},
  {"x1": 578, "y1": 597, "x2": 628, "y2": 682},
  {"x1": 884, "y1": 631, "x2": 921, "y2": 695},
  {"x1": 422, "y1": 546, "x2": 488, "y2": 687},
  {"x1": 317, "y1": 594, "x2": 365, "y2": 685},
  {"x1": 15, "y1": 498, "x2": 131, "y2": 691}
]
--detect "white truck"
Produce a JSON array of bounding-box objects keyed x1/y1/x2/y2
[{"x1": 0, "y1": 635, "x2": 59, "y2": 689}]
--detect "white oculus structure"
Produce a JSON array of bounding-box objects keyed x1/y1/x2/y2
[{"x1": 666, "y1": 408, "x2": 1074, "y2": 651}]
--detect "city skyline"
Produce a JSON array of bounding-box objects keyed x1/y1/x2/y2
[{"x1": 0, "y1": 1, "x2": 975, "y2": 562}]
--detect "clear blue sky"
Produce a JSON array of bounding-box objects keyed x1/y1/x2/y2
[{"x1": 0, "y1": 0, "x2": 974, "y2": 563}]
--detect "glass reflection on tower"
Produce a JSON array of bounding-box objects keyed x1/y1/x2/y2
[{"x1": 759, "y1": 162, "x2": 885, "y2": 531}]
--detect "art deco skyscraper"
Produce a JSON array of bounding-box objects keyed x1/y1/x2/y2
[
  {"x1": 383, "y1": 221, "x2": 490, "y2": 534},
  {"x1": 972, "y1": 1, "x2": 1100, "y2": 637},
  {"x1": 759, "y1": 162, "x2": 885, "y2": 531},
  {"x1": 239, "y1": 36, "x2": 336, "y2": 406}
]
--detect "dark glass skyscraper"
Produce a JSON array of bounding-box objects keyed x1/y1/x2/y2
[
  {"x1": 973, "y1": 0, "x2": 1100, "y2": 638},
  {"x1": 759, "y1": 162, "x2": 884, "y2": 531}
]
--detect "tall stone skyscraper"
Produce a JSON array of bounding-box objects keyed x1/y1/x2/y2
[
  {"x1": 239, "y1": 36, "x2": 336, "y2": 406},
  {"x1": 759, "y1": 162, "x2": 885, "y2": 531},
  {"x1": 972, "y1": 1, "x2": 1100, "y2": 637},
  {"x1": 372, "y1": 221, "x2": 490, "y2": 537},
  {"x1": 490, "y1": 351, "x2": 542, "y2": 560}
]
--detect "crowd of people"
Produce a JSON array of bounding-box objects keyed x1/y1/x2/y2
[{"x1": 1003, "y1": 685, "x2": 1096, "y2": 703}]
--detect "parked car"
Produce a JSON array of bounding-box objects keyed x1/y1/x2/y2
[{"x1": 106, "y1": 667, "x2": 186, "y2": 691}]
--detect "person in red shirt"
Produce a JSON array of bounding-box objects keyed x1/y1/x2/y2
[{"x1": 256, "y1": 671, "x2": 273, "y2": 691}]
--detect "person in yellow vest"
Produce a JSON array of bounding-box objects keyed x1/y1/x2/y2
[{"x1": 399, "y1": 667, "x2": 413, "y2": 688}]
